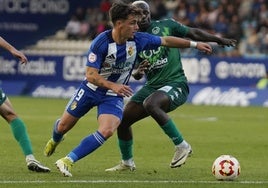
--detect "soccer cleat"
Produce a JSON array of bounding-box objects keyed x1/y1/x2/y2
[
  {"x1": 105, "y1": 161, "x2": 136, "y2": 172},
  {"x1": 44, "y1": 137, "x2": 64, "y2": 157},
  {"x1": 55, "y1": 157, "x2": 73, "y2": 177},
  {"x1": 170, "y1": 143, "x2": 192, "y2": 168},
  {"x1": 27, "y1": 159, "x2": 51, "y2": 173}
]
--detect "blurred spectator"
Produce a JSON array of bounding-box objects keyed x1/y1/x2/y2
[
  {"x1": 85, "y1": 7, "x2": 104, "y2": 39},
  {"x1": 172, "y1": 1, "x2": 189, "y2": 25},
  {"x1": 65, "y1": 15, "x2": 81, "y2": 40},
  {"x1": 207, "y1": 1, "x2": 222, "y2": 26},
  {"x1": 96, "y1": 19, "x2": 112, "y2": 36},
  {"x1": 193, "y1": 2, "x2": 211, "y2": 29},
  {"x1": 226, "y1": 15, "x2": 243, "y2": 44},
  {"x1": 100, "y1": 0, "x2": 112, "y2": 20},
  {"x1": 213, "y1": 14, "x2": 228, "y2": 36},
  {"x1": 257, "y1": 3, "x2": 268, "y2": 30},
  {"x1": 74, "y1": 7, "x2": 86, "y2": 22},
  {"x1": 245, "y1": 27, "x2": 261, "y2": 55},
  {"x1": 79, "y1": 21, "x2": 90, "y2": 40},
  {"x1": 259, "y1": 26, "x2": 268, "y2": 54},
  {"x1": 150, "y1": 0, "x2": 168, "y2": 20},
  {"x1": 187, "y1": 4, "x2": 198, "y2": 26},
  {"x1": 238, "y1": 0, "x2": 252, "y2": 20}
]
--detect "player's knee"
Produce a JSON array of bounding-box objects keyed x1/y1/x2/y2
[
  {"x1": 143, "y1": 99, "x2": 156, "y2": 114},
  {"x1": 4, "y1": 113, "x2": 18, "y2": 123},
  {"x1": 99, "y1": 128, "x2": 115, "y2": 138}
]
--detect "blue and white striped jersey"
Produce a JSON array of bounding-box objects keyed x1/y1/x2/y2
[{"x1": 83, "y1": 29, "x2": 161, "y2": 96}]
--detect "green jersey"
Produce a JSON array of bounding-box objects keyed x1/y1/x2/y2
[{"x1": 138, "y1": 19, "x2": 189, "y2": 88}]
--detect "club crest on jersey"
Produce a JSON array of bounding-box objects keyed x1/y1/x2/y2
[
  {"x1": 128, "y1": 46, "x2": 134, "y2": 56},
  {"x1": 70, "y1": 101, "x2": 77, "y2": 110},
  {"x1": 152, "y1": 27, "x2": 160, "y2": 35},
  {"x1": 88, "y1": 52, "x2": 97, "y2": 63}
]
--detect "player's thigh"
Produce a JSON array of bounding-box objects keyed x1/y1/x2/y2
[
  {"x1": 98, "y1": 96, "x2": 124, "y2": 120},
  {"x1": 157, "y1": 82, "x2": 189, "y2": 112},
  {"x1": 131, "y1": 85, "x2": 156, "y2": 104},
  {"x1": 0, "y1": 97, "x2": 17, "y2": 121},
  {"x1": 122, "y1": 100, "x2": 149, "y2": 125},
  {"x1": 98, "y1": 114, "x2": 121, "y2": 137}
]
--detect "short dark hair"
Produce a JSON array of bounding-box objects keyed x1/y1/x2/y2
[{"x1": 109, "y1": 2, "x2": 142, "y2": 24}]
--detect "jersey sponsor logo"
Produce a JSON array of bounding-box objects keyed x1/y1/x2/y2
[
  {"x1": 88, "y1": 52, "x2": 97, "y2": 63},
  {"x1": 140, "y1": 46, "x2": 162, "y2": 59},
  {"x1": 101, "y1": 64, "x2": 132, "y2": 74},
  {"x1": 148, "y1": 57, "x2": 168, "y2": 71}
]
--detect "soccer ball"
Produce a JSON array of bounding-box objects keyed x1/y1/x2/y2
[{"x1": 212, "y1": 155, "x2": 241, "y2": 181}]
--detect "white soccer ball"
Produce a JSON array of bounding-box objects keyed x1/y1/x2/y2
[{"x1": 212, "y1": 155, "x2": 241, "y2": 181}]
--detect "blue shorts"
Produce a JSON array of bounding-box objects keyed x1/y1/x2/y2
[{"x1": 66, "y1": 84, "x2": 124, "y2": 120}]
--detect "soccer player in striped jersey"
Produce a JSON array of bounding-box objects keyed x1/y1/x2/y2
[
  {"x1": 105, "y1": 0, "x2": 237, "y2": 171},
  {"x1": 43, "y1": 1, "x2": 212, "y2": 177}
]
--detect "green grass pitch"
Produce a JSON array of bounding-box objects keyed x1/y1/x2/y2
[{"x1": 0, "y1": 96, "x2": 267, "y2": 188}]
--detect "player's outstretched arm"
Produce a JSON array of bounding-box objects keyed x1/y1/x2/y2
[
  {"x1": 0, "y1": 36, "x2": 28, "y2": 64},
  {"x1": 186, "y1": 28, "x2": 237, "y2": 47},
  {"x1": 161, "y1": 36, "x2": 212, "y2": 54}
]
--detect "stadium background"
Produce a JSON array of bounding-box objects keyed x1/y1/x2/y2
[{"x1": 0, "y1": 0, "x2": 267, "y2": 107}]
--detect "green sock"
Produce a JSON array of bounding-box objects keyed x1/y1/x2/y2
[
  {"x1": 118, "y1": 139, "x2": 133, "y2": 160},
  {"x1": 10, "y1": 118, "x2": 33, "y2": 156},
  {"x1": 161, "y1": 119, "x2": 183, "y2": 145}
]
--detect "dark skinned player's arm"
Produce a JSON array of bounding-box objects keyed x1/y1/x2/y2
[{"x1": 186, "y1": 28, "x2": 237, "y2": 47}]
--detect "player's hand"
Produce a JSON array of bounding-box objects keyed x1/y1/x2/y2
[
  {"x1": 217, "y1": 38, "x2": 237, "y2": 47},
  {"x1": 132, "y1": 60, "x2": 149, "y2": 80},
  {"x1": 196, "y1": 42, "x2": 213, "y2": 54},
  {"x1": 111, "y1": 83, "x2": 133, "y2": 97},
  {"x1": 10, "y1": 49, "x2": 28, "y2": 64}
]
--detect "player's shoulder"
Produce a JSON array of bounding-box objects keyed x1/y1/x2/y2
[
  {"x1": 133, "y1": 32, "x2": 160, "y2": 47},
  {"x1": 153, "y1": 18, "x2": 177, "y2": 24},
  {"x1": 153, "y1": 18, "x2": 188, "y2": 33},
  {"x1": 134, "y1": 31, "x2": 151, "y2": 37},
  {"x1": 93, "y1": 30, "x2": 112, "y2": 42},
  {"x1": 90, "y1": 30, "x2": 112, "y2": 49}
]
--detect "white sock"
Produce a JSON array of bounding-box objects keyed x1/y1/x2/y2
[
  {"x1": 177, "y1": 140, "x2": 188, "y2": 148},
  {"x1": 25, "y1": 154, "x2": 35, "y2": 162},
  {"x1": 123, "y1": 158, "x2": 134, "y2": 166},
  {"x1": 66, "y1": 156, "x2": 74, "y2": 163}
]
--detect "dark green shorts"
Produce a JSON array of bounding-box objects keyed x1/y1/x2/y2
[
  {"x1": 0, "y1": 88, "x2": 7, "y2": 106},
  {"x1": 130, "y1": 82, "x2": 189, "y2": 112}
]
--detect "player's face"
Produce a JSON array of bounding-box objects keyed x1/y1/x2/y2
[
  {"x1": 120, "y1": 15, "x2": 140, "y2": 39},
  {"x1": 138, "y1": 9, "x2": 151, "y2": 31}
]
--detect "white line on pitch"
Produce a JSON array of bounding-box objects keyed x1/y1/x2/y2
[{"x1": 0, "y1": 180, "x2": 268, "y2": 184}]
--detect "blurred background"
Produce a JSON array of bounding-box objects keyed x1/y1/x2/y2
[{"x1": 0, "y1": 0, "x2": 267, "y2": 106}]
